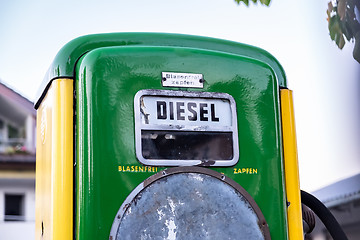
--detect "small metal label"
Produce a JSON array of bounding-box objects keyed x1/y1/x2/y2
[{"x1": 162, "y1": 72, "x2": 203, "y2": 88}]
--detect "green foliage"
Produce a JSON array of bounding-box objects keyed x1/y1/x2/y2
[
  {"x1": 234, "y1": 0, "x2": 271, "y2": 7},
  {"x1": 327, "y1": 0, "x2": 360, "y2": 63}
]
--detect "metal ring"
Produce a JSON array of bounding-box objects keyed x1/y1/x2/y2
[{"x1": 109, "y1": 166, "x2": 271, "y2": 240}]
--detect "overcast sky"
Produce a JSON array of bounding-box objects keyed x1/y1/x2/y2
[{"x1": 0, "y1": 0, "x2": 359, "y2": 191}]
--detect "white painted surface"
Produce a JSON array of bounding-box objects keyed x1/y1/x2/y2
[{"x1": 0, "y1": 178, "x2": 35, "y2": 240}]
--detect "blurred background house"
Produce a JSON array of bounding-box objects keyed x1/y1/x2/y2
[
  {"x1": 310, "y1": 174, "x2": 360, "y2": 240},
  {"x1": 0, "y1": 80, "x2": 36, "y2": 240}
]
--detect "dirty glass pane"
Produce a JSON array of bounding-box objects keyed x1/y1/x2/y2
[
  {"x1": 116, "y1": 173, "x2": 265, "y2": 240},
  {"x1": 141, "y1": 130, "x2": 233, "y2": 160}
]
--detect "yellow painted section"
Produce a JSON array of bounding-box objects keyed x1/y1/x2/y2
[
  {"x1": 280, "y1": 89, "x2": 303, "y2": 240},
  {"x1": 35, "y1": 79, "x2": 73, "y2": 240}
]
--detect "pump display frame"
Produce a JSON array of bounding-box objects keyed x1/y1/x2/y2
[{"x1": 134, "y1": 89, "x2": 239, "y2": 166}]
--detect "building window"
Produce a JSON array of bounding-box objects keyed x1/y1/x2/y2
[
  {"x1": 8, "y1": 124, "x2": 20, "y2": 139},
  {"x1": 4, "y1": 194, "x2": 25, "y2": 221}
]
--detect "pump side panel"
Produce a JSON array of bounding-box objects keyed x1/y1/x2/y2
[
  {"x1": 76, "y1": 46, "x2": 287, "y2": 239},
  {"x1": 35, "y1": 79, "x2": 73, "y2": 240}
]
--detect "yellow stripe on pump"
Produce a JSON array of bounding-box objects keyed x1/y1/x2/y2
[
  {"x1": 280, "y1": 89, "x2": 303, "y2": 240},
  {"x1": 35, "y1": 79, "x2": 73, "y2": 240}
]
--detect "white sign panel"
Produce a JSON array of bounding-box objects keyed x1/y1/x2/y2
[{"x1": 141, "y1": 96, "x2": 232, "y2": 127}]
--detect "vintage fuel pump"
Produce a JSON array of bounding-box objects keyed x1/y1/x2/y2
[{"x1": 34, "y1": 33, "x2": 308, "y2": 240}]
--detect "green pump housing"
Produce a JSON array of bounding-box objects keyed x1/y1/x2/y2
[{"x1": 35, "y1": 33, "x2": 293, "y2": 240}]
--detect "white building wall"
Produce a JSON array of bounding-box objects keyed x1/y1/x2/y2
[
  {"x1": 0, "y1": 178, "x2": 35, "y2": 240},
  {"x1": 25, "y1": 115, "x2": 36, "y2": 153}
]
